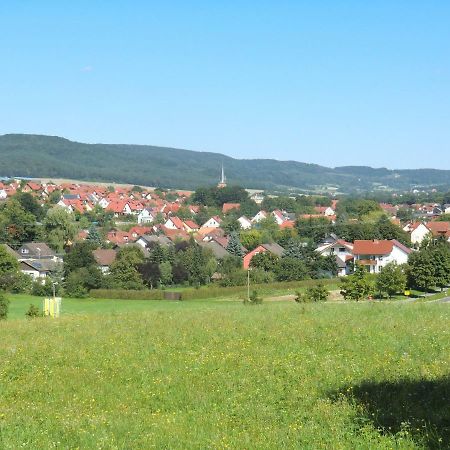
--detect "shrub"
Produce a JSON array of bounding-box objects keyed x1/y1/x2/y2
[
  {"x1": 0, "y1": 292, "x2": 10, "y2": 320},
  {"x1": 25, "y1": 304, "x2": 41, "y2": 318},
  {"x1": 306, "y1": 284, "x2": 329, "y2": 302},
  {"x1": 246, "y1": 290, "x2": 263, "y2": 305},
  {"x1": 32, "y1": 279, "x2": 54, "y2": 297},
  {"x1": 10, "y1": 272, "x2": 33, "y2": 294}
]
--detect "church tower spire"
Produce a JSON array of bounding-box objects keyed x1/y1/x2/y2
[{"x1": 218, "y1": 164, "x2": 227, "y2": 188}]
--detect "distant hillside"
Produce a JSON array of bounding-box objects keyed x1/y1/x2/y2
[{"x1": 1, "y1": 134, "x2": 449, "y2": 192}]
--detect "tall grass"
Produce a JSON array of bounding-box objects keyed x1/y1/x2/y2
[
  {"x1": 0, "y1": 301, "x2": 448, "y2": 448},
  {"x1": 90, "y1": 278, "x2": 338, "y2": 301}
]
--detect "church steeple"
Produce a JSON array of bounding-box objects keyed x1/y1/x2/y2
[{"x1": 218, "y1": 164, "x2": 227, "y2": 188}]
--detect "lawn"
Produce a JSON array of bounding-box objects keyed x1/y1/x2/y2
[{"x1": 0, "y1": 298, "x2": 448, "y2": 449}]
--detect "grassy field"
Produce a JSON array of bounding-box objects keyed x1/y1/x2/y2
[{"x1": 0, "y1": 297, "x2": 449, "y2": 449}]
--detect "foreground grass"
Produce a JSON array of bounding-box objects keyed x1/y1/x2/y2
[{"x1": 0, "y1": 301, "x2": 449, "y2": 449}]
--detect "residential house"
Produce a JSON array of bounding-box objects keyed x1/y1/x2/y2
[
  {"x1": 352, "y1": 239, "x2": 412, "y2": 274},
  {"x1": 251, "y1": 211, "x2": 267, "y2": 223},
  {"x1": 315, "y1": 239, "x2": 354, "y2": 276},
  {"x1": 20, "y1": 259, "x2": 59, "y2": 280},
  {"x1": 222, "y1": 203, "x2": 240, "y2": 214},
  {"x1": 17, "y1": 242, "x2": 59, "y2": 261},
  {"x1": 93, "y1": 249, "x2": 117, "y2": 274},
  {"x1": 238, "y1": 216, "x2": 252, "y2": 230},
  {"x1": 243, "y1": 243, "x2": 284, "y2": 269},
  {"x1": 202, "y1": 216, "x2": 222, "y2": 229},
  {"x1": 137, "y1": 208, "x2": 156, "y2": 224}
]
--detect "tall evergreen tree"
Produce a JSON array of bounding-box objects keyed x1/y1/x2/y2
[{"x1": 226, "y1": 232, "x2": 244, "y2": 258}]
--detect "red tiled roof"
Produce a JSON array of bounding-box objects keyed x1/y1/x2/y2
[
  {"x1": 222, "y1": 203, "x2": 241, "y2": 213},
  {"x1": 353, "y1": 239, "x2": 411, "y2": 255}
]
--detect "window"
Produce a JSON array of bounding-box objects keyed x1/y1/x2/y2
[
  {"x1": 339, "y1": 247, "x2": 346, "y2": 253},
  {"x1": 21, "y1": 248, "x2": 29, "y2": 254}
]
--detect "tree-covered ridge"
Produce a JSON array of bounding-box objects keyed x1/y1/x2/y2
[{"x1": 1, "y1": 133, "x2": 450, "y2": 192}]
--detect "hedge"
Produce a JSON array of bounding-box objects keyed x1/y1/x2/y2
[{"x1": 90, "y1": 279, "x2": 338, "y2": 301}]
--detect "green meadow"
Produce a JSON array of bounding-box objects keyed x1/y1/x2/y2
[{"x1": 0, "y1": 296, "x2": 449, "y2": 449}]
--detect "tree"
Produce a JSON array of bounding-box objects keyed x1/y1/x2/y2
[
  {"x1": 430, "y1": 244, "x2": 450, "y2": 291},
  {"x1": 138, "y1": 261, "x2": 161, "y2": 288},
  {"x1": 0, "y1": 292, "x2": 10, "y2": 320},
  {"x1": 44, "y1": 207, "x2": 78, "y2": 252},
  {"x1": 407, "y1": 250, "x2": 436, "y2": 291},
  {"x1": 0, "y1": 245, "x2": 20, "y2": 291},
  {"x1": 274, "y1": 258, "x2": 309, "y2": 281},
  {"x1": 249, "y1": 252, "x2": 279, "y2": 272},
  {"x1": 86, "y1": 223, "x2": 103, "y2": 247},
  {"x1": 240, "y1": 229, "x2": 263, "y2": 251},
  {"x1": 340, "y1": 264, "x2": 375, "y2": 301},
  {"x1": 0, "y1": 199, "x2": 38, "y2": 248},
  {"x1": 226, "y1": 232, "x2": 244, "y2": 258},
  {"x1": 16, "y1": 192, "x2": 44, "y2": 220},
  {"x1": 159, "y1": 261, "x2": 173, "y2": 285},
  {"x1": 64, "y1": 242, "x2": 96, "y2": 275},
  {"x1": 376, "y1": 263, "x2": 407, "y2": 298},
  {"x1": 109, "y1": 247, "x2": 145, "y2": 289}
]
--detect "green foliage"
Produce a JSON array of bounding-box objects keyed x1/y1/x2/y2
[
  {"x1": 16, "y1": 192, "x2": 44, "y2": 220},
  {"x1": 9, "y1": 272, "x2": 33, "y2": 294},
  {"x1": 159, "y1": 261, "x2": 173, "y2": 286},
  {"x1": 376, "y1": 263, "x2": 407, "y2": 298},
  {"x1": 249, "y1": 252, "x2": 279, "y2": 271},
  {"x1": 407, "y1": 250, "x2": 437, "y2": 291},
  {"x1": 337, "y1": 198, "x2": 382, "y2": 219},
  {"x1": 31, "y1": 279, "x2": 55, "y2": 297},
  {"x1": 274, "y1": 258, "x2": 309, "y2": 282},
  {"x1": 0, "y1": 199, "x2": 39, "y2": 248},
  {"x1": 340, "y1": 264, "x2": 375, "y2": 301},
  {"x1": 0, "y1": 292, "x2": 9, "y2": 319},
  {"x1": 109, "y1": 247, "x2": 145, "y2": 290},
  {"x1": 44, "y1": 206, "x2": 78, "y2": 252},
  {"x1": 246, "y1": 290, "x2": 263, "y2": 305},
  {"x1": 2, "y1": 134, "x2": 450, "y2": 191},
  {"x1": 25, "y1": 303, "x2": 41, "y2": 318},
  {"x1": 239, "y1": 229, "x2": 263, "y2": 251},
  {"x1": 226, "y1": 232, "x2": 244, "y2": 258},
  {"x1": 86, "y1": 224, "x2": 103, "y2": 247},
  {"x1": 295, "y1": 217, "x2": 332, "y2": 244},
  {"x1": 64, "y1": 242, "x2": 96, "y2": 275},
  {"x1": 306, "y1": 284, "x2": 329, "y2": 302}
]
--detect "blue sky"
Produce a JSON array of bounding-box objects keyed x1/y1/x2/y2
[{"x1": 1, "y1": 1, "x2": 449, "y2": 169}]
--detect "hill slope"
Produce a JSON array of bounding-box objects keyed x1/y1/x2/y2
[{"x1": 1, "y1": 134, "x2": 449, "y2": 192}]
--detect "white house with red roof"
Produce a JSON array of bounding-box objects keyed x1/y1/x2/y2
[
  {"x1": 183, "y1": 220, "x2": 199, "y2": 233},
  {"x1": 238, "y1": 216, "x2": 252, "y2": 230},
  {"x1": 316, "y1": 239, "x2": 354, "y2": 276},
  {"x1": 165, "y1": 216, "x2": 185, "y2": 230},
  {"x1": 137, "y1": 208, "x2": 156, "y2": 224},
  {"x1": 202, "y1": 216, "x2": 222, "y2": 229},
  {"x1": 353, "y1": 239, "x2": 412, "y2": 274},
  {"x1": 271, "y1": 210, "x2": 286, "y2": 225},
  {"x1": 251, "y1": 211, "x2": 267, "y2": 223},
  {"x1": 314, "y1": 206, "x2": 335, "y2": 216}
]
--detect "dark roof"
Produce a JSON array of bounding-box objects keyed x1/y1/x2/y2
[
  {"x1": 18, "y1": 242, "x2": 56, "y2": 258},
  {"x1": 199, "y1": 241, "x2": 230, "y2": 259},
  {"x1": 261, "y1": 243, "x2": 284, "y2": 256},
  {"x1": 93, "y1": 249, "x2": 117, "y2": 266},
  {"x1": 20, "y1": 259, "x2": 59, "y2": 272},
  {"x1": 139, "y1": 234, "x2": 172, "y2": 247}
]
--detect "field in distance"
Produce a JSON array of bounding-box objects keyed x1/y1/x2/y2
[{"x1": 1, "y1": 299, "x2": 449, "y2": 449}]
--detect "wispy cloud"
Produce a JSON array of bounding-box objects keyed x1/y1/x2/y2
[{"x1": 81, "y1": 66, "x2": 94, "y2": 72}]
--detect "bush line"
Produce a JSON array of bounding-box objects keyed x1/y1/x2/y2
[{"x1": 90, "y1": 279, "x2": 337, "y2": 301}]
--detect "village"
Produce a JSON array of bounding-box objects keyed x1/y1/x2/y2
[{"x1": 0, "y1": 168, "x2": 449, "y2": 298}]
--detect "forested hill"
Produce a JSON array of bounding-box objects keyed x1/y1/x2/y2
[{"x1": 1, "y1": 134, "x2": 449, "y2": 192}]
